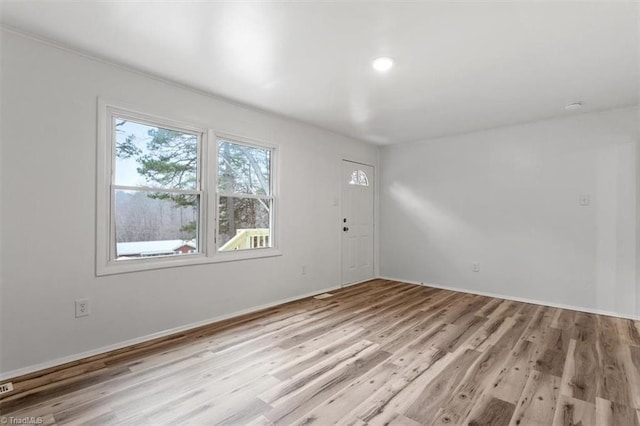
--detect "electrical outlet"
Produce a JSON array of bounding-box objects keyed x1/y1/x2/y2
[
  {"x1": 0, "y1": 382, "x2": 13, "y2": 395},
  {"x1": 472, "y1": 262, "x2": 480, "y2": 272},
  {"x1": 75, "y1": 299, "x2": 90, "y2": 318}
]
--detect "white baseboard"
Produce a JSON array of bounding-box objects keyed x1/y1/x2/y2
[
  {"x1": 378, "y1": 276, "x2": 640, "y2": 322},
  {"x1": 342, "y1": 277, "x2": 378, "y2": 287},
  {"x1": 0, "y1": 283, "x2": 348, "y2": 382}
]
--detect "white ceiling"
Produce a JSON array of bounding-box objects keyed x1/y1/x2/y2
[{"x1": 2, "y1": 1, "x2": 638, "y2": 145}]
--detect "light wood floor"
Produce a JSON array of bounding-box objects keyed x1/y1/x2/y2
[{"x1": 2, "y1": 279, "x2": 640, "y2": 425}]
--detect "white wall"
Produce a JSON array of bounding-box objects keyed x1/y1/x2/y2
[
  {"x1": 380, "y1": 107, "x2": 639, "y2": 318},
  {"x1": 0, "y1": 31, "x2": 378, "y2": 376}
]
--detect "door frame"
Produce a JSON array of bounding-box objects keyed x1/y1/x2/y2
[{"x1": 340, "y1": 159, "x2": 376, "y2": 287}]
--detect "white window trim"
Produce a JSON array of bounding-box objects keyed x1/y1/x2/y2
[{"x1": 96, "y1": 99, "x2": 281, "y2": 276}]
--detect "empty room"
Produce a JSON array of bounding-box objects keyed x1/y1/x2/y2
[{"x1": 1, "y1": 1, "x2": 639, "y2": 425}]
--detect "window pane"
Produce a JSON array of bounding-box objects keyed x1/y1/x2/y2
[
  {"x1": 115, "y1": 189, "x2": 199, "y2": 259},
  {"x1": 218, "y1": 140, "x2": 271, "y2": 195},
  {"x1": 218, "y1": 196, "x2": 271, "y2": 251},
  {"x1": 349, "y1": 170, "x2": 369, "y2": 186},
  {"x1": 114, "y1": 118, "x2": 198, "y2": 190}
]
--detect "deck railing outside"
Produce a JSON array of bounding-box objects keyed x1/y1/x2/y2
[{"x1": 219, "y1": 228, "x2": 270, "y2": 251}]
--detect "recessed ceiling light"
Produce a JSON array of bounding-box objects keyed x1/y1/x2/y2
[
  {"x1": 372, "y1": 57, "x2": 394, "y2": 72},
  {"x1": 565, "y1": 102, "x2": 583, "y2": 110}
]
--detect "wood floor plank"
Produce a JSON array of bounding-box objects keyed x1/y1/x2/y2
[
  {"x1": 342, "y1": 347, "x2": 450, "y2": 425},
  {"x1": 404, "y1": 348, "x2": 481, "y2": 424},
  {"x1": 615, "y1": 317, "x2": 640, "y2": 347},
  {"x1": 596, "y1": 397, "x2": 640, "y2": 426},
  {"x1": 466, "y1": 397, "x2": 515, "y2": 426},
  {"x1": 291, "y1": 360, "x2": 400, "y2": 425},
  {"x1": 430, "y1": 313, "x2": 535, "y2": 425},
  {"x1": 147, "y1": 377, "x2": 275, "y2": 425},
  {"x1": 519, "y1": 306, "x2": 554, "y2": 343},
  {"x1": 624, "y1": 345, "x2": 640, "y2": 409},
  {"x1": 509, "y1": 370, "x2": 561, "y2": 426},
  {"x1": 269, "y1": 326, "x2": 366, "y2": 380},
  {"x1": 437, "y1": 315, "x2": 487, "y2": 353},
  {"x1": 2, "y1": 280, "x2": 639, "y2": 425},
  {"x1": 488, "y1": 300, "x2": 523, "y2": 321},
  {"x1": 559, "y1": 338, "x2": 577, "y2": 397},
  {"x1": 385, "y1": 413, "x2": 423, "y2": 426},
  {"x1": 260, "y1": 340, "x2": 376, "y2": 404},
  {"x1": 245, "y1": 415, "x2": 274, "y2": 426},
  {"x1": 85, "y1": 347, "x2": 282, "y2": 421},
  {"x1": 265, "y1": 348, "x2": 391, "y2": 424},
  {"x1": 533, "y1": 333, "x2": 567, "y2": 377},
  {"x1": 597, "y1": 315, "x2": 634, "y2": 407},
  {"x1": 475, "y1": 297, "x2": 503, "y2": 317},
  {"x1": 552, "y1": 395, "x2": 595, "y2": 426},
  {"x1": 486, "y1": 338, "x2": 538, "y2": 404},
  {"x1": 376, "y1": 294, "x2": 469, "y2": 353},
  {"x1": 566, "y1": 313, "x2": 600, "y2": 403},
  {"x1": 467, "y1": 316, "x2": 517, "y2": 352}
]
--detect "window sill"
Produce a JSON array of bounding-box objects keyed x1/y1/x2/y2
[{"x1": 96, "y1": 248, "x2": 282, "y2": 276}]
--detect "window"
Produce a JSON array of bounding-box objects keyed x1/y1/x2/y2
[
  {"x1": 112, "y1": 118, "x2": 202, "y2": 260},
  {"x1": 97, "y1": 101, "x2": 279, "y2": 275},
  {"x1": 217, "y1": 140, "x2": 273, "y2": 252},
  {"x1": 349, "y1": 169, "x2": 369, "y2": 186}
]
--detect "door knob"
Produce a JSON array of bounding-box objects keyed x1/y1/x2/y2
[{"x1": 343, "y1": 227, "x2": 349, "y2": 232}]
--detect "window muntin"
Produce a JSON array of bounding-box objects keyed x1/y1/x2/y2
[
  {"x1": 217, "y1": 140, "x2": 273, "y2": 251},
  {"x1": 349, "y1": 169, "x2": 369, "y2": 186},
  {"x1": 111, "y1": 114, "x2": 202, "y2": 261}
]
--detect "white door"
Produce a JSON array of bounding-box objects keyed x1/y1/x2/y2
[{"x1": 341, "y1": 160, "x2": 374, "y2": 286}]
